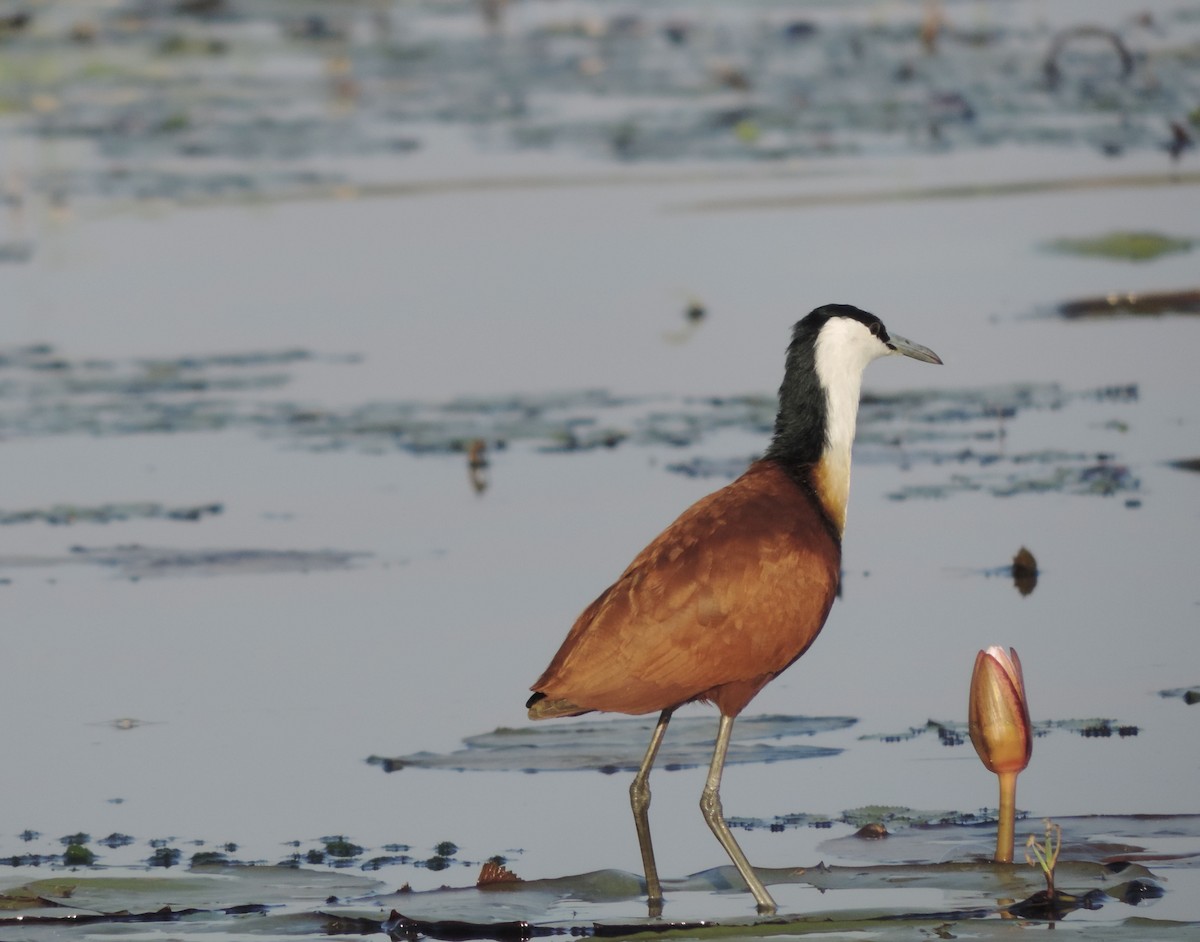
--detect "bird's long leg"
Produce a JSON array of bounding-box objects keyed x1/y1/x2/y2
[
  {"x1": 630, "y1": 708, "x2": 673, "y2": 916},
  {"x1": 700, "y1": 714, "x2": 778, "y2": 914}
]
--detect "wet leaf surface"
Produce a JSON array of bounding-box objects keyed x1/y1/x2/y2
[
  {"x1": 369, "y1": 715, "x2": 854, "y2": 774},
  {"x1": 0, "y1": 821, "x2": 1196, "y2": 941}
]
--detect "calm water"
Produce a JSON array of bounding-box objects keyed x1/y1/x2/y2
[{"x1": 1, "y1": 0, "x2": 1198, "y2": 934}]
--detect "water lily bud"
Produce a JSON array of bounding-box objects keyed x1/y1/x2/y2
[{"x1": 968, "y1": 646, "x2": 1032, "y2": 775}]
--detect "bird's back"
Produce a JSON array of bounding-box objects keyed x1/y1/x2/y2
[{"x1": 528, "y1": 460, "x2": 841, "y2": 719}]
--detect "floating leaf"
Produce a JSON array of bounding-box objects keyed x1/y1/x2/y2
[
  {"x1": 0, "y1": 545, "x2": 369, "y2": 580},
  {"x1": 369, "y1": 715, "x2": 854, "y2": 774},
  {"x1": 1044, "y1": 232, "x2": 1195, "y2": 263}
]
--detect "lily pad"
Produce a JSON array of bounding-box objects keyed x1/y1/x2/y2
[
  {"x1": 369, "y1": 714, "x2": 854, "y2": 774},
  {"x1": 2, "y1": 815, "x2": 1197, "y2": 939},
  {"x1": 0, "y1": 502, "x2": 222, "y2": 526},
  {"x1": 1044, "y1": 232, "x2": 1195, "y2": 262},
  {"x1": 0, "y1": 545, "x2": 369, "y2": 579}
]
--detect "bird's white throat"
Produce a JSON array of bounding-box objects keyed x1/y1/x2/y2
[{"x1": 811, "y1": 318, "x2": 892, "y2": 533}]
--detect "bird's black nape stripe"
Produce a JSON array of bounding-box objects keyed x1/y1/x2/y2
[{"x1": 763, "y1": 317, "x2": 827, "y2": 468}]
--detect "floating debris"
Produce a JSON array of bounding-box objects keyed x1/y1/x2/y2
[
  {"x1": 466, "y1": 438, "x2": 489, "y2": 494},
  {"x1": 663, "y1": 297, "x2": 708, "y2": 344},
  {"x1": 477, "y1": 860, "x2": 523, "y2": 887},
  {"x1": 0, "y1": 545, "x2": 368, "y2": 580},
  {"x1": 89, "y1": 717, "x2": 160, "y2": 731},
  {"x1": 1158, "y1": 685, "x2": 1200, "y2": 705},
  {"x1": 1058, "y1": 288, "x2": 1200, "y2": 319},
  {"x1": 1012, "y1": 546, "x2": 1039, "y2": 596}
]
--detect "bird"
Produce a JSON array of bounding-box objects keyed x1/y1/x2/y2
[{"x1": 526, "y1": 304, "x2": 942, "y2": 914}]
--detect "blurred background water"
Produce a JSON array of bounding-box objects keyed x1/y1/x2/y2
[{"x1": 1, "y1": 0, "x2": 1198, "y2": 931}]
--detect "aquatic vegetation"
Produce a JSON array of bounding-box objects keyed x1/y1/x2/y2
[
  {"x1": 0, "y1": 343, "x2": 1148, "y2": 510},
  {"x1": 864, "y1": 716, "x2": 1138, "y2": 745},
  {"x1": 1026, "y1": 818, "x2": 1064, "y2": 897},
  {"x1": 322, "y1": 837, "x2": 364, "y2": 859},
  {"x1": 1058, "y1": 288, "x2": 1200, "y2": 319},
  {"x1": 968, "y1": 647, "x2": 1032, "y2": 863},
  {"x1": 369, "y1": 714, "x2": 854, "y2": 774},
  {"x1": 148, "y1": 846, "x2": 182, "y2": 868},
  {"x1": 61, "y1": 843, "x2": 96, "y2": 867},
  {"x1": 0, "y1": 0, "x2": 1197, "y2": 212},
  {"x1": 1044, "y1": 232, "x2": 1195, "y2": 262}
]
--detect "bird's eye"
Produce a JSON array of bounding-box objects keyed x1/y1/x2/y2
[{"x1": 870, "y1": 322, "x2": 884, "y2": 338}]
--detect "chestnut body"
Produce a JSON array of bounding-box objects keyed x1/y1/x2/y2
[{"x1": 530, "y1": 460, "x2": 839, "y2": 720}]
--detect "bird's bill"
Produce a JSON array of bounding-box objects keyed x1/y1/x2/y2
[{"x1": 888, "y1": 333, "x2": 943, "y2": 365}]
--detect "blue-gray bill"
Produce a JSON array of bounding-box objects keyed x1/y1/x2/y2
[{"x1": 888, "y1": 333, "x2": 943, "y2": 365}]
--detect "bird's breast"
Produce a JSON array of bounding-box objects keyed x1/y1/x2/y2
[{"x1": 529, "y1": 461, "x2": 841, "y2": 716}]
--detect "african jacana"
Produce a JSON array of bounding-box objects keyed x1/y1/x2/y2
[{"x1": 527, "y1": 304, "x2": 942, "y2": 914}]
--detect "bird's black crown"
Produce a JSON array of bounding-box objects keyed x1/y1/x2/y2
[{"x1": 796, "y1": 303, "x2": 890, "y2": 345}]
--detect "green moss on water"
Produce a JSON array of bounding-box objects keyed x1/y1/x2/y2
[
  {"x1": 62, "y1": 844, "x2": 97, "y2": 866},
  {"x1": 1045, "y1": 231, "x2": 1195, "y2": 262}
]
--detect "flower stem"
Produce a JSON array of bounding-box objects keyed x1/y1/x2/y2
[{"x1": 995, "y1": 770, "x2": 1018, "y2": 863}]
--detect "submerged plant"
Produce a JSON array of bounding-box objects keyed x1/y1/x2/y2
[
  {"x1": 1025, "y1": 818, "x2": 1063, "y2": 896},
  {"x1": 968, "y1": 646, "x2": 1032, "y2": 863}
]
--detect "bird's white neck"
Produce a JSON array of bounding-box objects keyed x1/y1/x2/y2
[{"x1": 810, "y1": 319, "x2": 883, "y2": 534}]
